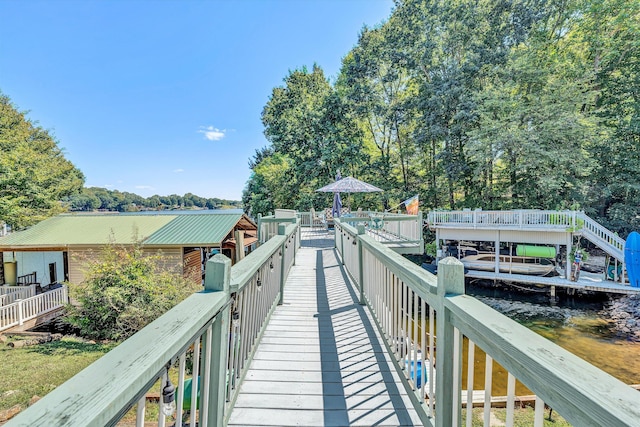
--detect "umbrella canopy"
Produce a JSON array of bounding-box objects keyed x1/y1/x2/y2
[{"x1": 316, "y1": 176, "x2": 383, "y2": 193}]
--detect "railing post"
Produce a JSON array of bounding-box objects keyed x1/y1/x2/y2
[
  {"x1": 357, "y1": 224, "x2": 365, "y2": 305},
  {"x1": 202, "y1": 254, "x2": 231, "y2": 427},
  {"x1": 257, "y1": 213, "x2": 262, "y2": 245},
  {"x1": 293, "y1": 224, "x2": 298, "y2": 266},
  {"x1": 278, "y1": 224, "x2": 286, "y2": 305},
  {"x1": 340, "y1": 224, "x2": 345, "y2": 264},
  {"x1": 435, "y1": 257, "x2": 465, "y2": 427},
  {"x1": 17, "y1": 299, "x2": 24, "y2": 325}
]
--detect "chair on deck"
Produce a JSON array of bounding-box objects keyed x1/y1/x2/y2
[{"x1": 309, "y1": 208, "x2": 325, "y2": 228}]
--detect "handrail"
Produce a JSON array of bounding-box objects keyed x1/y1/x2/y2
[
  {"x1": 448, "y1": 295, "x2": 640, "y2": 426},
  {"x1": 336, "y1": 221, "x2": 640, "y2": 426},
  {"x1": 0, "y1": 285, "x2": 66, "y2": 332},
  {"x1": 577, "y1": 212, "x2": 625, "y2": 260},
  {"x1": 8, "y1": 220, "x2": 300, "y2": 427},
  {"x1": 428, "y1": 209, "x2": 578, "y2": 229}
]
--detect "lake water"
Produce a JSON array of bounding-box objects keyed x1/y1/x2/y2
[{"x1": 463, "y1": 281, "x2": 640, "y2": 394}]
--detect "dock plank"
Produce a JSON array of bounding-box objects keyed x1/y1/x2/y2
[{"x1": 227, "y1": 237, "x2": 421, "y2": 426}]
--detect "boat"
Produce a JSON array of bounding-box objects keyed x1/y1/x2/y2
[{"x1": 460, "y1": 253, "x2": 556, "y2": 276}]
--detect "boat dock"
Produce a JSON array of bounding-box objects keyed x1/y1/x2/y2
[
  {"x1": 428, "y1": 209, "x2": 640, "y2": 294},
  {"x1": 465, "y1": 270, "x2": 638, "y2": 295}
]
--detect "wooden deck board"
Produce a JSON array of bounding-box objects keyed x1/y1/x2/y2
[{"x1": 228, "y1": 237, "x2": 421, "y2": 426}]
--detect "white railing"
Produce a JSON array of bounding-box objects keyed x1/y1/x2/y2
[
  {"x1": 336, "y1": 223, "x2": 640, "y2": 427},
  {"x1": 0, "y1": 301, "x2": 19, "y2": 331},
  {"x1": 0, "y1": 284, "x2": 37, "y2": 305},
  {"x1": 428, "y1": 209, "x2": 577, "y2": 229},
  {"x1": 578, "y1": 213, "x2": 625, "y2": 260},
  {"x1": 339, "y1": 212, "x2": 423, "y2": 245},
  {"x1": 0, "y1": 286, "x2": 67, "y2": 332}
]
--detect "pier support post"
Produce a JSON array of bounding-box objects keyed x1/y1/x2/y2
[
  {"x1": 436, "y1": 257, "x2": 465, "y2": 427},
  {"x1": 495, "y1": 231, "x2": 501, "y2": 274},
  {"x1": 550, "y1": 285, "x2": 556, "y2": 298},
  {"x1": 566, "y1": 234, "x2": 572, "y2": 280},
  {"x1": 202, "y1": 254, "x2": 231, "y2": 427}
]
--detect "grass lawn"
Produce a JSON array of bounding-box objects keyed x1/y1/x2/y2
[{"x1": 0, "y1": 336, "x2": 116, "y2": 415}]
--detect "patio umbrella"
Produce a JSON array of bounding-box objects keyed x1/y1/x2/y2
[
  {"x1": 316, "y1": 176, "x2": 383, "y2": 194},
  {"x1": 317, "y1": 174, "x2": 382, "y2": 217}
]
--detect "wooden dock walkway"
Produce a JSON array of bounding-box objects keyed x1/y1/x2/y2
[{"x1": 228, "y1": 229, "x2": 423, "y2": 426}]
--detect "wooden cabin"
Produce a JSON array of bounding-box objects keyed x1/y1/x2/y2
[{"x1": 0, "y1": 210, "x2": 257, "y2": 286}]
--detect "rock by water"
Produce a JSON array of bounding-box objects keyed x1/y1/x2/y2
[{"x1": 601, "y1": 294, "x2": 640, "y2": 342}]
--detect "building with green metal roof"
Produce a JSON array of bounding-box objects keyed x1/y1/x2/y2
[{"x1": 0, "y1": 211, "x2": 257, "y2": 286}]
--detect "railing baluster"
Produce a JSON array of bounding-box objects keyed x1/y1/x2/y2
[
  {"x1": 421, "y1": 298, "x2": 426, "y2": 402},
  {"x1": 190, "y1": 337, "x2": 200, "y2": 427},
  {"x1": 483, "y1": 354, "x2": 493, "y2": 426},
  {"x1": 200, "y1": 325, "x2": 213, "y2": 426},
  {"x1": 428, "y1": 305, "x2": 435, "y2": 417},
  {"x1": 176, "y1": 353, "x2": 186, "y2": 424},
  {"x1": 466, "y1": 340, "x2": 475, "y2": 427},
  {"x1": 453, "y1": 328, "x2": 461, "y2": 426},
  {"x1": 534, "y1": 396, "x2": 545, "y2": 427},
  {"x1": 506, "y1": 372, "x2": 515, "y2": 427},
  {"x1": 412, "y1": 289, "x2": 418, "y2": 389},
  {"x1": 136, "y1": 395, "x2": 145, "y2": 427}
]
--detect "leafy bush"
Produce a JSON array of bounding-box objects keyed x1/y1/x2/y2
[{"x1": 66, "y1": 243, "x2": 200, "y2": 341}]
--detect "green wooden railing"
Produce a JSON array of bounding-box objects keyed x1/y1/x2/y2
[
  {"x1": 7, "y1": 220, "x2": 300, "y2": 427},
  {"x1": 334, "y1": 220, "x2": 640, "y2": 427},
  {"x1": 9, "y1": 210, "x2": 640, "y2": 426}
]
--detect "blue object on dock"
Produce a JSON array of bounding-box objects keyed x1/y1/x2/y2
[
  {"x1": 406, "y1": 359, "x2": 424, "y2": 388},
  {"x1": 624, "y1": 231, "x2": 640, "y2": 288}
]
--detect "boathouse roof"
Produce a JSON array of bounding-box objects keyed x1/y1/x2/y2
[{"x1": 0, "y1": 210, "x2": 255, "y2": 248}]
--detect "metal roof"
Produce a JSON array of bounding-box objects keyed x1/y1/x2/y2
[
  {"x1": 145, "y1": 213, "x2": 245, "y2": 245},
  {"x1": 0, "y1": 212, "x2": 256, "y2": 249},
  {"x1": 0, "y1": 215, "x2": 177, "y2": 247}
]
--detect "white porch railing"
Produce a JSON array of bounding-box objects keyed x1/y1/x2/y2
[
  {"x1": 428, "y1": 209, "x2": 627, "y2": 265},
  {"x1": 428, "y1": 209, "x2": 579, "y2": 229},
  {"x1": 577, "y1": 212, "x2": 625, "y2": 261},
  {"x1": 0, "y1": 285, "x2": 67, "y2": 332},
  {"x1": 0, "y1": 284, "x2": 37, "y2": 305}
]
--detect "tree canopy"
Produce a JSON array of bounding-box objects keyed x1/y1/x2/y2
[
  {"x1": 0, "y1": 94, "x2": 84, "y2": 229},
  {"x1": 243, "y1": 0, "x2": 640, "y2": 236},
  {"x1": 64, "y1": 187, "x2": 242, "y2": 212}
]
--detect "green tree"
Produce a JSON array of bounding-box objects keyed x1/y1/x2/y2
[
  {"x1": 66, "y1": 243, "x2": 200, "y2": 340},
  {"x1": 0, "y1": 94, "x2": 84, "y2": 228}
]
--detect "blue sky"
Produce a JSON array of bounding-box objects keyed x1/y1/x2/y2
[{"x1": 0, "y1": 0, "x2": 393, "y2": 201}]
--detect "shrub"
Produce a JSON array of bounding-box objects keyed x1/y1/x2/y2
[{"x1": 66, "y1": 243, "x2": 200, "y2": 340}]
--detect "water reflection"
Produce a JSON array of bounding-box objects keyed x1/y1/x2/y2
[{"x1": 466, "y1": 281, "x2": 640, "y2": 387}]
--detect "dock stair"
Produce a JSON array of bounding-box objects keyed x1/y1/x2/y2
[{"x1": 576, "y1": 213, "x2": 625, "y2": 263}]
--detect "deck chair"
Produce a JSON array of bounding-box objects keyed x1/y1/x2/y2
[
  {"x1": 309, "y1": 208, "x2": 325, "y2": 228},
  {"x1": 323, "y1": 208, "x2": 334, "y2": 229}
]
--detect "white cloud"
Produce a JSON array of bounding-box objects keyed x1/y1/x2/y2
[
  {"x1": 173, "y1": 168, "x2": 184, "y2": 173},
  {"x1": 199, "y1": 125, "x2": 226, "y2": 141},
  {"x1": 135, "y1": 185, "x2": 154, "y2": 190}
]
